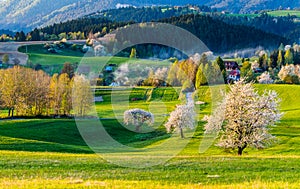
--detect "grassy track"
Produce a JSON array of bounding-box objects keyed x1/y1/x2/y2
[{"x1": 0, "y1": 84, "x2": 300, "y2": 188}]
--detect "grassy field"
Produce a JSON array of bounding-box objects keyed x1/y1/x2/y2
[
  {"x1": 0, "y1": 84, "x2": 300, "y2": 188},
  {"x1": 267, "y1": 10, "x2": 300, "y2": 17},
  {"x1": 224, "y1": 10, "x2": 300, "y2": 19},
  {"x1": 18, "y1": 44, "x2": 171, "y2": 75}
]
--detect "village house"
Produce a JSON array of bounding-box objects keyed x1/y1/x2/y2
[{"x1": 224, "y1": 61, "x2": 240, "y2": 83}]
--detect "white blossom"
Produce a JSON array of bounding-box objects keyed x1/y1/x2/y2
[
  {"x1": 154, "y1": 67, "x2": 168, "y2": 81},
  {"x1": 165, "y1": 104, "x2": 196, "y2": 138},
  {"x1": 251, "y1": 60, "x2": 259, "y2": 70},
  {"x1": 124, "y1": 109, "x2": 154, "y2": 132},
  {"x1": 258, "y1": 72, "x2": 274, "y2": 84},
  {"x1": 204, "y1": 79, "x2": 282, "y2": 155},
  {"x1": 278, "y1": 64, "x2": 300, "y2": 81}
]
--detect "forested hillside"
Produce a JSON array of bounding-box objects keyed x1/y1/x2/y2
[
  {"x1": 85, "y1": 6, "x2": 213, "y2": 22},
  {"x1": 86, "y1": 6, "x2": 300, "y2": 43},
  {"x1": 0, "y1": 0, "x2": 299, "y2": 31},
  {"x1": 40, "y1": 13, "x2": 287, "y2": 53}
]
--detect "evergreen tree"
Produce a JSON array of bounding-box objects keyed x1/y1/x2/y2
[
  {"x1": 31, "y1": 28, "x2": 40, "y2": 41},
  {"x1": 278, "y1": 43, "x2": 285, "y2": 51},
  {"x1": 269, "y1": 50, "x2": 278, "y2": 69},
  {"x1": 259, "y1": 54, "x2": 268, "y2": 71},
  {"x1": 215, "y1": 56, "x2": 225, "y2": 71},
  {"x1": 19, "y1": 31, "x2": 26, "y2": 41}
]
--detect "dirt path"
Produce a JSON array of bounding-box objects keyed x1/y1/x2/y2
[{"x1": 0, "y1": 41, "x2": 46, "y2": 65}]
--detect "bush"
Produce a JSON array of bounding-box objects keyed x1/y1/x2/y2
[
  {"x1": 284, "y1": 75, "x2": 300, "y2": 84},
  {"x1": 274, "y1": 79, "x2": 285, "y2": 84}
]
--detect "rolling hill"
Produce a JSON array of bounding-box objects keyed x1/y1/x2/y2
[{"x1": 0, "y1": 0, "x2": 299, "y2": 31}]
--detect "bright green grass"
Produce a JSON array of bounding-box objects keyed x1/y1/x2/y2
[
  {"x1": 1, "y1": 84, "x2": 300, "y2": 188},
  {"x1": 267, "y1": 10, "x2": 300, "y2": 17},
  {"x1": 19, "y1": 44, "x2": 171, "y2": 68},
  {"x1": 18, "y1": 44, "x2": 85, "y2": 57}
]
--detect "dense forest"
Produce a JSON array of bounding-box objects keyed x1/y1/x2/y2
[
  {"x1": 36, "y1": 13, "x2": 288, "y2": 53},
  {"x1": 114, "y1": 14, "x2": 288, "y2": 53},
  {"x1": 211, "y1": 13, "x2": 300, "y2": 43},
  {"x1": 40, "y1": 17, "x2": 133, "y2": 37},
  {"x1": 85, "y1": 6, "x2": 300, "y2": 43},
  {"x1": 85, "y1": 5, "x2": 213, "y2": 22}
]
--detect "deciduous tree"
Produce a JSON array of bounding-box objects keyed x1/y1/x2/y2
[
  {"x1": 165, "y1": 104, "x2": 196, "y2": 138},
  {"x1": 204, "y1": 80, "x2": 282, "y2": 155},
  {"x1": 124, "y1": 109, "x2": 154, "y2": 132}
]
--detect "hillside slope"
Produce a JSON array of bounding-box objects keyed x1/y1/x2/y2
[{"x1": 0, "y1": 0, "x2": 299, "y2": 31}]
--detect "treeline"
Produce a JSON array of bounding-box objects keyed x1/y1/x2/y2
[
  {"x1": 255, "y1": 44, "x2": 300, "y2": 72},
  {"x1": 211, "y1": 13, "x2": 300, "y2": 42},
  {"x1": 86, "y1": 6, "x2": 299, "y2": 43},
  {"x1": 40, "y1": 17, "x2": 132, "y2": 38},
  {"x1": 114, "y1": 14, "x2": 287, "y2": 53},
  {"x1": 166, "y1": 54, "x2": 225, "y2": 89},
  {"x1": 0, "y1": 66, "x2": 93, "y2": 118},
  {"x1": 86, "y1": 5, "x2": 213, "y2": 23},
  {"x1": 160, "y1": 14, "x2": 288, "y2": 52}
]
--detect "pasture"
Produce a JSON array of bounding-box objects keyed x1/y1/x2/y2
[
  {"x1": 1, "y1": 85, "x2": 300, "y2": 188},
  {"x1": 18, "y1": 44, "x2": 171, "y2": 75},
  {"x1": 267, "y1": 10, "x2": 300, "y2": 17}
]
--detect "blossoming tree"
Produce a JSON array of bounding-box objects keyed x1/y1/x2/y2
[
  {"x1": 165, "y1": 105, "x2": 196, "y2": 138},
  {"x1": 123, "y1": 109, "x2": 154, "y2": 132},
  {"x1": 258, "y1": 72, "x2": 274, "y2": 84},
  {"x1": 205, "y1": 79, "x2": 282, "y2": 155}
]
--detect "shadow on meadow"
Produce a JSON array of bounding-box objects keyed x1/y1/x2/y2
[{"x1": 0, "y1": 119, "x2": 168, "y2": 154}]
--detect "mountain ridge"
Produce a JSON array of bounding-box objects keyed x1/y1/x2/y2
[{"x1": 0, "y1": 0, "x2": 299, "y2": 31}]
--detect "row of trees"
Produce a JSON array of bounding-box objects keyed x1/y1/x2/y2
[
  {"x1": 0, "y1": 66, "x2": 93, "y2": 117},
  {"x1": 258, "y1": 44, "x2": 300, "y2": 71},
  {"x1": 111, "y1": 54, "x2": 225, "y2": 88},
  {"x1": 124, "y1": 80, "x2": 282, "y2": 156},
  {"x1": 167, "y1": 54, "x2": 225, "y2": 88}
]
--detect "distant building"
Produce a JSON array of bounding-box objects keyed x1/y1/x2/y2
[
  {"x1": 224, "y1": 61, "x2": 239, "y2": 71},
  {"x1": 227, "y1": 69, "x2": 241, "y2": 83},
  {"x1": 104, "y1": 66, "x2": 113, "y2": 72},
  {"x1": 109, "y1": 82, "x2": 119, "y2": 87}
]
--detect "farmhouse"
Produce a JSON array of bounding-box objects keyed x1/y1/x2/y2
[
  {"x1": 224, "y1": 61, "x2": 240, "y2": 83},
  {"x1": 224, "y1": 61, "x2": 239, "y2": 71},
  {"x1": 228, "y1": 68, "x2": 241, "y2": 82}
]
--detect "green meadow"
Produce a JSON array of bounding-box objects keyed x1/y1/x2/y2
[
  {"x1": 1, "y1": 85, "x2": 300, "y2": 188},
  {"x1": 267, "y1": 10, "x2": 300, "y2": 17},
  {"x1": 18, "y1": 44, "x2": 171, "y2": 75}
]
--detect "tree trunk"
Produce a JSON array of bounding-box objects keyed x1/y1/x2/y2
[
  {"x1": 238, "y1": 147, "x2": 243, "y2": 156},
  {"x1": 135, "y1": 125, "x2": 141, "y2": 132},
  {"x1": 180, "y1": 128, "x2": 184, "y2": 139},
  {"x1": 11, "y1": 108, "x2": 14, "y2": 119},
  {"x1": 238, "y1": 144, "x2": 247, "y2": 156}
]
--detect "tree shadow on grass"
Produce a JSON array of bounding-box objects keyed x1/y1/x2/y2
[{"x1": 0, "y1": 119, "x2": 168, "y2": 154}]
